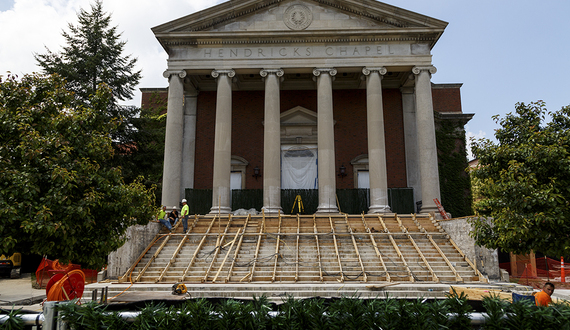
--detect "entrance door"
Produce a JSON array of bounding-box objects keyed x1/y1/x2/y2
[{"x1": 281, "y1": 145, "x2": 318, "y2": 189}]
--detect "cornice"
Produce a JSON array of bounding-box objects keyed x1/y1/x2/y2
[{"x1": 160, "y1": 35, "x2": 439, "y2": 47}]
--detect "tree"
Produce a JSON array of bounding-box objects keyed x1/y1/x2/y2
[
  {"x1": 35, "y1": 0, "x2": 140, "y2": 107},
  {"x1": 0, "y1": 73, "x2": 156, "y2": 269},
  {"x1": 469, "y1": 101, "x2": 570, "y2": 257},
  {"x1": 34, "y1": 0, "x2": 141, "y2": 144}
]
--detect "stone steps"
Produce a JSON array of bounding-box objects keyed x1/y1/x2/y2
[{"x1": 121, "y1": 214, "x2": 484, "y2": 285}]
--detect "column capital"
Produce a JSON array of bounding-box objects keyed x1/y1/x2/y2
[
  {"x1": 362, "y1": 67, "x2": 387, "y2": 76},
  {"x1": 313, "y1": 68, "x2": 337, "y2": 77},
  {"x1": 412, "y1": 66, "x2": 437, "y2": 76},
  {"x1": 400, "y1": 86, "x2": 415, "y2": 94},
  {"x1": 211, "y1": 69, "x2": 235, "y2": 78},
  {"x1": 260, "y1": 68, "x2": 284, "y2": 78},
  {"x1": 163, "y1": 70, "x2": 187, "y2": 79}
]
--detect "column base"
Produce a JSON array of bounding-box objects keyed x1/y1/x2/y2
[
  {"x1": 262, "y1": 206, "x2": 283, "y2": 214},
  {"x1": 208, "y1": 206, "x2": 232, "y2": 215},
  {"x1": 367, "y1": 205, "x2": 392, "y2": 214},
  {"x1": 420, "y1": 205, "x2": 439, "y2": 214},
  {"x1": 316, "y1": 205, "x2": 339, "y2": 214}
]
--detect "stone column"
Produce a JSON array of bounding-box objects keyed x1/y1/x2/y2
[
  {"x1": 401, "y1": 86, "x2": 422, "y2": 207},
  {"x1": 260, "y1": 69, "x2": 284, "y2": 214},
  {"x1": 161, "y1": 70, "x2": 186, "y2": 209},
  {"x1": 209, "y1": 69, "x2": 235, "y2": 215},
  {"x1": 181, "y1": 86, "x2": 198, "y2": 201},
  {"x1": 313, "y1": 68, "x2": 339, "y2": 213},
  {"x1": 412, "y1": 66, "x2": 441, "y2": 213},
  {"x1": 362, "y1": 67, "x2": 391, "y2": 213}
]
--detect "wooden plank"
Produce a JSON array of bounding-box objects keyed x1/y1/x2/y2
[
  {"x1": 119, "y1": 232, "x2": 163, "y2": 283},
  {"x1": 378, "y1": 215, "x2": 414, "y2": 282},
  {"x1": 314, "y1": 215, "x2": 324, "y2": 282},
  {"x1": 413, "y1": 214, "x2": 484, "y2": 283},
  {"x1": 179, "y1": 216, "x2": 218, "y2": 282},
  {"x1": 295, "y1": 214, "x2": 300, "y2": 282},
  {"x1": 427, "y1": 234, "x2": 463, "y2": 282},
  {"x1": 155, "y1": 215, "x2": 199, "y2": 283},
  {"x1": 361, "y1": 214, "x2": 390, "y2": 282},
  {"x1": 202, "y1": 215, "x2": 233, "y2": 282},
  {"x1": 225, "y1": 214, "x2": 251, "y2": 282},
  {"x1": 448, "y1": 237, "x2": 487, "y2": 283},
  {"x1": 248, "y1": 214, "x2": 265, "y2": 282},
  {"x1": 345, "y1": 214, "x2": 367, "y2": 282},
  {"x1": 271, "y1": 213, "x2": 283, "y2": 282},
  {"x1": 396, "y1": 215, "x2": 439, "y2": 282},
  {"x1": 450, "y1": 286, "x2": 512, "y2": 301},
  {"x1": 213, "y1": 228, "x2": 241, "y2": 283},
  {"x1": 329, "y1": 216, "x2": 344, "y2": 283},
  {"x1": 134, "y1": 233, "x2": 172, "y2": 282}
]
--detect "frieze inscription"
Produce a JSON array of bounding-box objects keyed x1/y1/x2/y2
[{"x1": 200, "y1": 44, "x2": 409, "y2": 59}]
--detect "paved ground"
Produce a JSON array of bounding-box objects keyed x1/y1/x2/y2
[{"x1": 0, "y1": 273, "x2": 45, "y2": 312}]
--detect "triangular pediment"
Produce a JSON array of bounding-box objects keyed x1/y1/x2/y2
[
  {"x1": 280, "y1": 106, "x2": 317, "y2": 125},
  {"x1": 153, "y1": 0, "x2": 447, "y2": 51}
]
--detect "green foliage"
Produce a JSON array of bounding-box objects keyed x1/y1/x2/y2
[
  {"x1": 34, "y1": 0, "x2": 140, "y2": 106},
  {"x1": 0, "y1": 307, "x2": 24, "y2": 330},
  {"x1": 481, "y1": 294, "x2": 509, "y2": 330},
  {"x1": 33, "y1": 0, "x2": 164, "y2": 194},
  {"x1": 435, "y1": 117, "x2": 473, "y2": 217},
  {"x1": 0, "y1": 73, "x2": 155, "y2": 269},
  {"x1": 446, "y1": 288, "x2": 474, "y2": 329},
  {"x1": 57, "y1": 300, "x2": 128, "y2": 330},
  {"x1": 50, "y1": 296, "x2": 570, "y2": 329},
  {"x1": 111, "y1": 93, "x2": 166, "y2": 203},
  {"x1": 470, "y1": 101, "x2": 570, "y2": 257}
]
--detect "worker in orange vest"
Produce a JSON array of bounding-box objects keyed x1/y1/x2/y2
[{"x1": 535, "y1": 282, "x2": 555, "y2": 306}]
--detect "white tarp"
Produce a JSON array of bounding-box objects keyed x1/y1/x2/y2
[{"x1": 281, "y1": 145, "x2": 318, "y2": 189}]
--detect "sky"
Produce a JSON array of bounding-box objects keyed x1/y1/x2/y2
[{"x1": 1, "y1": 0, "x2": 569, "y2": 159}]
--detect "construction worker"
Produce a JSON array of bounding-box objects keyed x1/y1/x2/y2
[
  {"x1": 156, "y1": 205, "x2": 172, "y2": 231},
  {"x1": 181, "y1": 199, "x2": 189, "y2": 233},
  {"x1": 535, "y1": 282, "x2": 555, "y2": 306}
]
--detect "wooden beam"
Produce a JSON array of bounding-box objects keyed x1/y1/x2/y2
[
  {"x1": 314, "y1": 215, "x2": 324, "y2": 282},
  {"x1": 345, "y1": 214, "x2": 367, "y2": 282},
  {"x1": 119, "y1": 232, "x2": 164, "y2": 283},
  {"x1": 378, "y1": 215, "x2": 414, "y2": 282},
  {"x1": 329, "y1": 216, "x2": 345, "y2": 283},
  {"x1": 396, "y1": 215, "x2": 438, "y2": 282},
  {"x1": 225, "y1": 214, "x2": 251, "y2": 282},
  {"x1": 134, "y1": 234, "x2": 172, "y2": 282},
  {"x1": 271, "y1": 213, "x2": 283, "y2": 282},
  {"x1": 361, "y1": 214, "x2": 390, "y2": 282},
  {"x1": 155, "y1": 215, "x2": 200, "y2": 283},
  {"x1": 202, "y1": 215, "x2": 233, "y2": 282},
  {"x1": 179, "y1": 216, "x2": 218, "y2": 282},
  {"x1": 295, "y1": 214, "x2": 300, "y2": 282},
  {"x1": 427, "y1": 234, "x2": 463, "y2": 282},
  {"x1": 213, "y1": 227, "x2": 241, "y2": 283},
  {"x1": 448, "y1": 237, "x2": 488, "y2": 283},
  {"x1": 248, "y1": 214, "x2": 265, "y2": 282}
]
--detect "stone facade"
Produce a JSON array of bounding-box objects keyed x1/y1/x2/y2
[
  {"x1": 438, "y1": 218, "x2": 501, "y2": 280},
  {"x1": 151, "y1": 0, "x2": 473, "y2": 216}
]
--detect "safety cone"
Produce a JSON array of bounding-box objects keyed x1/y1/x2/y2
[{"x1": 562, "y1": 257, "x2": 566, "y2": 283}]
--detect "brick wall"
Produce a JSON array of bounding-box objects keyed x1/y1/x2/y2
[{"x1": 144, "y1": 85, "x2": 462, "y2": 190}]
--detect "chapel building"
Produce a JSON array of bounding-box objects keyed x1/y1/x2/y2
[{"x1": 147, "y1": 0, "x2": 473, "y2": 216}]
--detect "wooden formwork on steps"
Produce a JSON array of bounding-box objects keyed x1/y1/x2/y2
[{"x1": 120, "y1": 213, "x2": 486, "y2": 284}]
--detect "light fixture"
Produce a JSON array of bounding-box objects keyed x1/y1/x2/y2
[
  {"x1": 253, "y1": 166, "x2": 261, "y2": 180},
  {"x1": 338, "y1": 164, "x2": 347, "y2": 178}
]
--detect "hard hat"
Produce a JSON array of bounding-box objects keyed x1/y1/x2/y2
[{"x1": 181, "y1": 199, "x2": 187, "y2": 203}]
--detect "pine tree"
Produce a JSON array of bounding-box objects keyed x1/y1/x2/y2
[{"x1": 35, "y1": 0, "x2": 140, "y2": 114}]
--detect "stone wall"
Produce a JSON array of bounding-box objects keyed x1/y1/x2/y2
[
  {"x1": 106, "y1": 222, "x2": 161, "y2": 279},
  {"x1": 438, "y1": 217, "x2": 501, "y2": 281}
]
